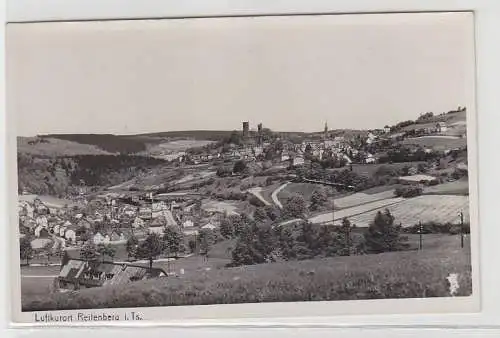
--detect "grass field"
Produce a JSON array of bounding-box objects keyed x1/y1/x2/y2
[
  {"x1": 401, "y1": 136, "x2": 467, "y2": 150},
  {"x1": 333, "y1": 189, "x2": 398, "y2": 209},
  {"x1": 22, "y1": 234, "x2": 472, "y2": 311},
  {"x1": 277, "y1": 182, "x2": 329, "y2": 202},
  {"x1": 327, "y1": 162, "x2": 425, "y2": 178},
  {"x1": 347, "y1": 195, "x2": 470, "y2": 227},
  {"x1": 309, "y1": 197, "x2": 405, "y2": 225},
  {"x1": 423, "y1": 179, "x2": 469, "y2": 196}
]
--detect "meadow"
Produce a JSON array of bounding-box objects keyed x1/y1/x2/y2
[
  {"x1": 347, "y1": 195, "x2": 470, "y2": 227},
  {"x1": 22, "y1": 234, "x2": 472, "y2": 311}
]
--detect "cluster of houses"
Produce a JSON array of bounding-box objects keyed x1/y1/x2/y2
[{"x1": 18, "y1": 189, "x2": 228, "y2": 252}]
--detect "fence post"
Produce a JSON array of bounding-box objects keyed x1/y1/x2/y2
[
  {"x1": 460, "y1": 211, "x2": 464, "y2": 248},
  {"x1": 419, "y1": 221, "x2": 423, "y2": 250}
]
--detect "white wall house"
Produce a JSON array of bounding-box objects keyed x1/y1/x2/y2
[
  {"x1": 93, "y1": 232, "x2": 105, "y2": 245},
  {"x1": 65, "y1": 229, "x2": 76, "y2": 243}
]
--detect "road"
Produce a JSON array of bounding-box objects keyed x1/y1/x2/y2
[{"x1": 271, "y1": 182, "x2": 290, "y2": 209}]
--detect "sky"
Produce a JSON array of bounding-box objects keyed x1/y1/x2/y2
[{"x1": 7, "y1": 12, "x2": 475, "y2": 136}]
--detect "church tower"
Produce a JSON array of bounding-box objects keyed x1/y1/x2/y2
[{"x1": 323, "y1": 121, "x2": 329, "y2": 139}]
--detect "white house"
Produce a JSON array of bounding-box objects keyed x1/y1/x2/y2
[
  {"x1": 292, "y1": 156, "x2": 305, "y2": 166},
  {"x1": 53, "y1": 224, "x2": 61, "y2": 235},
  {"x1": 132, "y1": 217, "x2": 145, "y2": 228},
  {"x1": 35, "y1": 215, "x2": 48, "y2": 228},
  {"x1": 93, "y1": 232, "x2": 105, "y2": 245},
  {"x1": 182, "y1": 219, "x2": 194, "y2": 228},
  {"x1": 148, "y1": 226, "x2": 165, "y2": 235},
  {"x1": 64, "y1": 229, "x2": 76, "y2": 243},
  {"x1": 384, "y1": 126, "x2": 391, "y2": 133},
  {"x1": 59, "y1": 226, "x2": 67, "y2": 237},
  {"x1": 365, "y1": 153, "x2": 377, "y2": 164}
]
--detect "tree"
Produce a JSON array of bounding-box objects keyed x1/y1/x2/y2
[
  {"x1": 363, "y1": 209, "x2": 409, "y2": 254},
  {"x1": 294, "y1": 221, "x2": 319, "y2": 259},
  {"x1": 126, "y1": 234, "x2": 139, "y2": 260},
  {"x1": 233, "y1": 160, "x2": 247, "y2": 174},
  {"x1": 80, "y1": 242, "x2": 98, "y2": 261},
  {"x1": 339, "y1": 217, "x2": 353, "y2": 256},
  {"x1": 163, "y1": 226, "x2": 184, "y2": 257},
  {"x1": 230, "y1": 223, "x2": 276, "y2": 266},
  {"x1": 253, "y1": 207, "x2": 269, "y2": 223},
  {"x1": 283, "y1": 194, "x2": 307, "y2": 219},
  {"x1": 20, "y1": 236, "x2": 34, "y2": 265},
  {"x1": 61, "y1": 250, "x2": 71, "y2": 267},
  {"x1": 309, "y1": 187, "x2": 328, "y2": 211},
  {"x1": 264, "y1": 205, "x2": 281, "y2": 221},
  {"x1": 219, "y1": 217, "x2": 235, "y2": 239},
  {"x1": 274, "y1": 226, "x2": 297, "y2": 260},
  {"x1": 97, "y1": 244, "x2": 116, "y2": 262},
  {"x1": 198, "y1": 229, "x2": 216, "y2": 259},
  {"x1": 136, "y1": 233, "x2": 164, "y2": 269}
]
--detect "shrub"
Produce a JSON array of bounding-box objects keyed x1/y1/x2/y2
[
  {"x1": 283, "y1": 194, "x2": 307, "y2": 219},
  {"x1": 363, "y1": 209, "x2": 409, "y2": 253},
  {"x1": 394, "y1": 185, "x2": 423, "y2": 198}
]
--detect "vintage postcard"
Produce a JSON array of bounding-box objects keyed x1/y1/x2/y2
[{"x1": 6, "y1": 11, "x2": 479, "y2": 325}]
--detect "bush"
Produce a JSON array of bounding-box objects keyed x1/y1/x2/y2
[{"x1": 394, "y1": 185, "x2": 423, "y2": 198}]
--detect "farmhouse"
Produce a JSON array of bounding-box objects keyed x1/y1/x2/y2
[{"x1": 57, "y1": 259, "x2": 167, "y2": 291}]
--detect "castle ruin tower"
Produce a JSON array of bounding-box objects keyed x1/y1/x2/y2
[
  {"x1": 257, "y1": 123, "x2": 263, "y2": 145},
  {"x1": 242, "y1": 121, "x2": 250, "y2": 139}
]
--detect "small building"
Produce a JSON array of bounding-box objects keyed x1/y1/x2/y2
[
  {"x1": 148, "y1": 226, "x2": 165, "y2": 235},
  {"x1": 57, "y1": 259, "x2": 167, "y2": 291},
  {"x1": 34, "y1": 226, "x2": 50, "y2": 238},
  {"x1": 65, "y1": 229, "x2": 77, "y2": 243},
  {"x1": 182, "y1": 219, "x2": 194, "y2": 228},
  {"x1": 93, "y1": 232, "x2": 105, "y2": 245},
  {"x1": 110, "y1": 231, "x2": 125, "y2": 242},
  {"x1": 132, "y1": 217, "x2": 145, "y2": 229},
  {"x1": 53, "y1": 223, "x2": 61, "y2": 235},
  {"x1": 201, "y1": 222, "x2": 217, "y2": 231},
  {"x1": 436, "y1": 122, "x2": 448, "y2": 133}
]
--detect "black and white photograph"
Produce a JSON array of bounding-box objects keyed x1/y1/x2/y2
[{"x1": 6, "y1": 11, "x2": 479, "y2": 323}]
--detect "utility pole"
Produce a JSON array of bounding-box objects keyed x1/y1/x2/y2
[
  {"x1": 419, "y1": 221, "x2": 423, "y2": 250},
  {"x1": 459, "y1": 210, "x2": 464, "y2": 248}
]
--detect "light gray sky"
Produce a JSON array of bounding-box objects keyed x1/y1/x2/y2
[{"x1": 7, "y1": 12, "x2": 475, "y2": 136}]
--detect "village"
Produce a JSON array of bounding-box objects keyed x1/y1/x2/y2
[{"x1": 18, "y1": 107, "x2": 470, "y2": 297}]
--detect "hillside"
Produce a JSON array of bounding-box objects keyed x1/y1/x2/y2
[
  {"x1": 39, "y1": 134, "x2": 152, "y2": 154},
  {"x1": 17, "y1": 137, "x2": 113, "y2": 156},
  {"x1": 22, "y1": 235, "x2": 471, "y2": 311},
  {"x1": 17, "y1": 153, "x2": 166, "y2": 197}
]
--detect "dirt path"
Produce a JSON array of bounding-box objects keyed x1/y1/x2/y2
[{"x1": 271, "y1": 182, "x2": 291, "y2": 209}]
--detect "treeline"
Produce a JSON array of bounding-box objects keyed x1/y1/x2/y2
[
  {"x1": 389, "y1": 107, "x2": 466, "y2": 132},
  {"x1": 41, "y1": 134, "x2": 149, "y2": 154},
  {"x1": 17, "y1": 153, "x2": 165, "y2": 197},
  {"x1": 220, "y1": 208, "x2": 410, "y2": 267}
]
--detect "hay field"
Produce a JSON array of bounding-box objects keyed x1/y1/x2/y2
[{"x1": 347, "y1": 195, "x2": 470, "y2": 227}]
